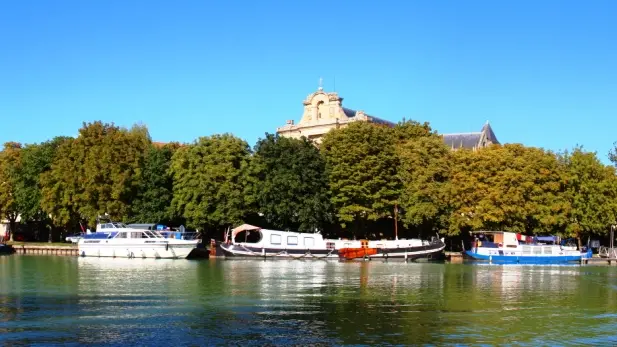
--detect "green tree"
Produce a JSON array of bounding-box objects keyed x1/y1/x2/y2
[
  {"x1": 0, "y1": 142, "x2": 22, "y2": 241},
  {"x1": 170, "y1": 134, "x2": 251, "y2": 235},
  {"x1": 14, "y1": 137, "x2": 71, "y2": 223},
  {"x1": 129, "y1": 143, "x2": 180, "y2": 224},
  {"x1": 446, "y1": 144, "x2": 568, "y2": 236},
  {"x1": 559, "y1": 147, "x2": 617, "y2": 243},
  {"x1": 392, "y1": 119, "x2": 437, "y2": 143},
  {"x1": 249, "y1": 133, "x2": 331, "y2": 232},
  {"x1": 321, "y1": 122, "x2": 400, "y2": 238},
  {"x1": 41, "y1": 122, "x2": 150, "y2": 227},
  {"x1": 396, "y1": 136, "x2": 451, "y2": 235}
]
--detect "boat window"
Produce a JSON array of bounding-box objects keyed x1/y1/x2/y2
[
  {"x1": 287, "y1": 236, "x2": 298, "y2": 245},
  {"x1": 131, "y1": 232, "x2": 142, "y2": 239},
  {"x1": 326, "y1": 242, "x2": 335, "y2": 250},
  {"x1": 304, "y1": 237, "x2": 314, "y2": 247},
  {"x1": 234, "y1": 230, "x2": 261, "y2": 243},
  {"x1": 271, "y1": 234, "x2": 281, "y2": 245},
  {"x1": 115, "y1": 232, "x2": 127, "y2": 239}
]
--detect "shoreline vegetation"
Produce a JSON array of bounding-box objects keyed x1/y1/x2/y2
[{"x1": 1, "y1": 120, "x2": 617, "y2": 248}]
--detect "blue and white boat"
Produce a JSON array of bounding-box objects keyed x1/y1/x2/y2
[
  {"x1": 78, "y1": 222, "x2": 200, "y2": 259},
  {"x1": 465, "y1": 231, "x2": 592, "y2": 264}
]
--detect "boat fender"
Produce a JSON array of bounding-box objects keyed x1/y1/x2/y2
[{"x1": 165, "y1": 243, "x2": 168, "y2": 251}]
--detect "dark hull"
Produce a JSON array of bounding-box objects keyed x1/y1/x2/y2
[
  {"x1": 339, "y1": 241, "x2": 446, "y2": 261},
  {"x1": 220, "y1": 240, "x2": 446, "y2": 261},
  {"x1": 220, "y1": 244, "x2": 337, "y2": 259},
  {"x1": 0, "y1": 244, "x2": 15, "y2": 255}
]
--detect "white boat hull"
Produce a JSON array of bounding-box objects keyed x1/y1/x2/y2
[{"x1": 78, "y1": 242, "x2": 198, "y2": 259}]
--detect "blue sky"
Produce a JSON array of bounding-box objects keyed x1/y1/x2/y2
[{"x1": 1, "y1": 0, "x2": 616, "y2": 161}]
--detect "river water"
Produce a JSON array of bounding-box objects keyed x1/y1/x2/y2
[{"x1": 1, "y1": 255, "x2": 617, "y2": 346}]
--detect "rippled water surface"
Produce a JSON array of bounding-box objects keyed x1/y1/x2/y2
[{"x1": 2, "y1": 256, "x2": 617, "y2": 346}]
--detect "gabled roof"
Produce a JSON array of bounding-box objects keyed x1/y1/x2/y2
[
  {"x1": 443, "y1": 132, "x2": 483, "y2": 149},
  {"x1": 442, "y1": 122, "x2": 500, "y2": 150}
]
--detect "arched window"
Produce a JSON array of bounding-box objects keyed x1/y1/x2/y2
[{"x1": 316, "y1": 100, "x2": 324, "y2": 119}]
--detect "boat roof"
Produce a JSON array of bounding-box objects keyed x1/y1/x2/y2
[{"x1": 127, "y1": 223, "x2": 156, "y2": 229}]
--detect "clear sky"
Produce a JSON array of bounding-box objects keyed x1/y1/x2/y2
[{"x1": 1, "y1": 1, "x2": 616, "y2": 161}]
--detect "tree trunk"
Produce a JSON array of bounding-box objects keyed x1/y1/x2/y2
[{"x1": 8, "y1": 217, "x2": 16, "y2": 242}]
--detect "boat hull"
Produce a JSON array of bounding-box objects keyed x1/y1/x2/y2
[
  {"x1": 464, "y1": 250, "x2": 590, "y2": 264},
  {"x1": 339, "y1": 241, "x2": 446, "y2": 261},
  {"x1": 78, "y1": 242, "x2": 198, "y2": 259},
  {"x1": 220, "y1": 244, "x2": 339, "y2": 259}
]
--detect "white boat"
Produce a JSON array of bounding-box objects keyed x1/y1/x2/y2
[
  {"x1": 465, "y1": 231, "x2": 592, "y2": 264},
  {"x1": 219, "y1": 224, "x2": 446, "y2": 261},
  {"x1": 78, "y1": 222, "x2": 200, "y2": 259}
]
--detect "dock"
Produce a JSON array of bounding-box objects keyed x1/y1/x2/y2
[
  {"x1": 13, "y1": 244, "x2": 78, "y2": 256},
  {"x1": 581, "y1": 257, "x2": 617, "y2": 265}
]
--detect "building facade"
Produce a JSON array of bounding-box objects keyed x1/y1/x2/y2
[
  {"x1": 276, "y1": 86, "x2": 499, "y2": 150},
  {"x1": 276, "y1": 86, "x2": 394, "y2": 144}
]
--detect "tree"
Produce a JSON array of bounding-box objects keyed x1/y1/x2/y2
[
  {"x1": 129, "y1": 143, "x2": 180, "y2": 225},
  {"x1": 321, "y1": 122, "x2": 400, "y2": 238},
  {"x1": 249, "y1": 133, "x2": 331, "y2": 232},
  {"x1": 446, "y1": 144, "x2": 568, "y2": 236},
  {"x1": 14, "y1": 137, "x2": 71, "y2": 223},
  {"x1": 396, "y1": 136, "x2": 451, "y2": 235},
  {"x1": 559, "y1": 147, "x2": 617, "y2": 243},
  {"x1": 170, "y1": 134, "x2": 251, "y2": 235},
  {"x1": 41, "y1": 122, "x2": 150, "y2": 228},
  {"x1": 0, "y1": 142, "x2": 22, "y2": 241},
  {"x1": 392, "y1": 119, "x2": 437, "y2": 143}
]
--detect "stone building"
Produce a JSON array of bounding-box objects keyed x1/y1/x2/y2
[
  {"x1": 277, "y1": 84, "x2": 499, "y2": 150},
  {"x1": 276, "y1": 84, "x2": 394, "y2": 144}
]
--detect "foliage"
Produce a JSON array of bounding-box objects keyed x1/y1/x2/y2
[
  {"x1": 445, "y1": 144, "x2": 569, "y2": 236},
  {"x1": 14, "y1": 137, "x2": 71, "y2": 223},
  {"x1": 249, "y1": 133, "x2": 331, "y2": 232},
  {"x1": 396, "y1": 136, "x2": 451, "y2": 235},
  {"x1": 321, "y1": 122, "x2": 400, "y2": 237},
  {"x1": 392, "y1": 119, "x2": 437, "y2": 142},
  {"x1": 129, "y1": 143, "x2": 180, "y2": 224},
  {"x1": 0, "y1": 142, "x2": 22, "y2": 240},
  {"x1": 559, "y1": 147, "x2": 617, "y2": 238},
  {"x1": 170, "y1": 134, "x2": 251, "y2": 232},
  {"x1": 41, "y1": 122, "x2": 150, "y2": 227}
]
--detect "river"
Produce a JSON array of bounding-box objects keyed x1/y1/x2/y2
[{"x1": 1, "y1": 255, "x2": 617, "y2": 346}]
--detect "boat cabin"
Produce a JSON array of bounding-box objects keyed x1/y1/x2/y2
[{"x1": 472, "y1": 231, "x2": 520, "y2": 248}]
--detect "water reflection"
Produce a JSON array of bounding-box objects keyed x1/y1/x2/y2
[{"x1": 4, "y1": 256, "x2": 617, "y2": 345}]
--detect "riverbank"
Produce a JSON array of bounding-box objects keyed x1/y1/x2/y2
[{"x1": 7, "y1": 243, "x2": 78, "y2": 256}]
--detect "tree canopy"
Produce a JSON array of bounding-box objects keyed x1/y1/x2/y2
[
  {"x1": 321, "y1": 122, "x2": 400, "y2": 236},
  {"x1": 249, "y1": 134, "x2": 331, "y2": 232},
  {"x1": 170, "y1": 134, "x2": 251, "y2": 233}
]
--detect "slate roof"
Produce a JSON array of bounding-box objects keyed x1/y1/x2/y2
[
  {"x1": 442, "y1": 123, "x2": 500, "y2": 150},
  {"x1": 443, "y1": 132, "x2": 483, "y2": 149},
  {"x1": 342, "y1": 107, "x2": 395, "y2": 126}
]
